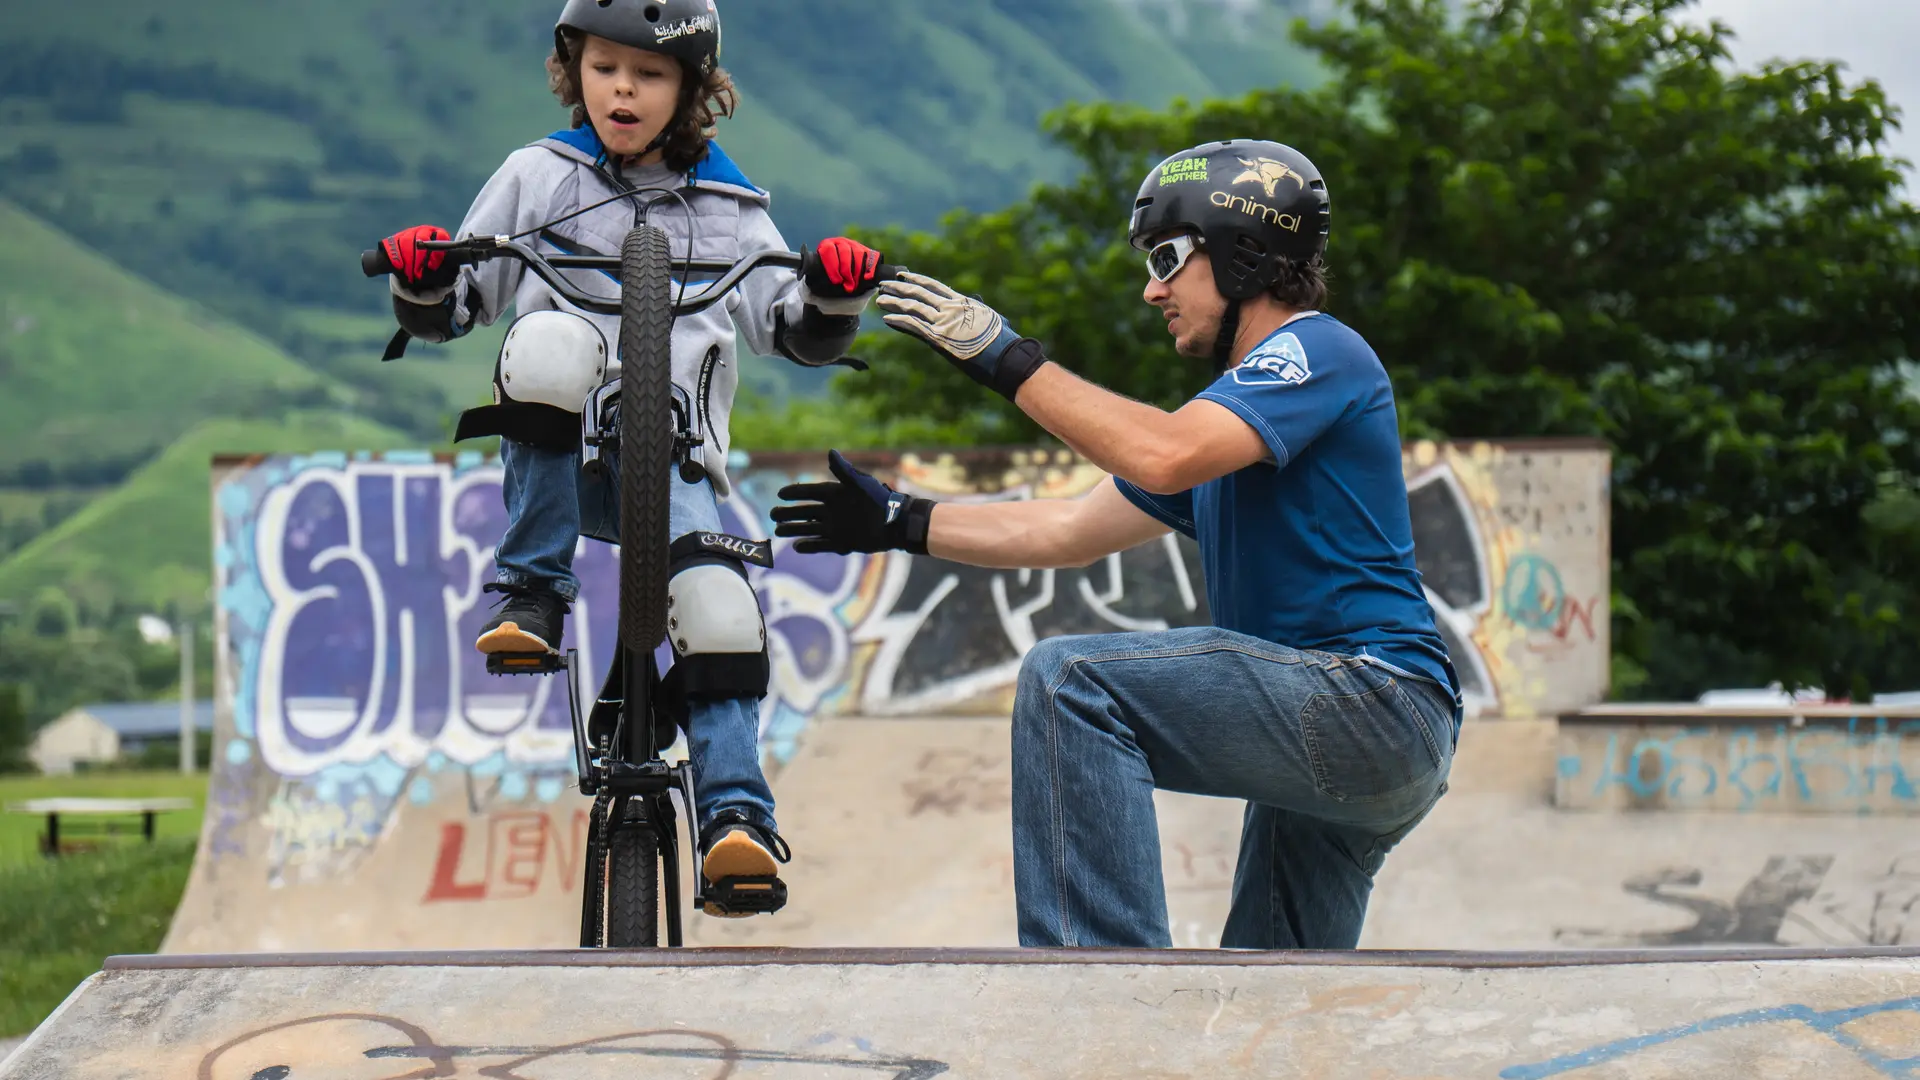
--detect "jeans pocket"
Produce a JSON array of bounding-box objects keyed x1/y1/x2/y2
[{"x1": 1301, "y1": 666, "x2": 1444, "y2": 802}]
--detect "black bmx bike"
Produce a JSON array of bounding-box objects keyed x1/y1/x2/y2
[{"x1": 361, "y1": 223, "x2": 886, "y2": 948}]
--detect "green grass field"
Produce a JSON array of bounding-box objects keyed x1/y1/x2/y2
[
  {"x1": 0, "y1": 773, "x2": 198, "y2": 1036},
  {"x1": 0, "y1": 769, "x2": 206, "y2": 866},
  {"x1": 0, "y1": 837, "x2": 196, "y2": 1038}
]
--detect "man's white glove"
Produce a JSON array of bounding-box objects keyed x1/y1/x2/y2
[{"x1": 876, "y1": 271, "x2": 1050, "y2": 401}]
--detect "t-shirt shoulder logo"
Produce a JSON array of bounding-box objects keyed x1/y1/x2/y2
[{"x1": 1232, "y1": 332, "x2": 1311, "y2": 387}]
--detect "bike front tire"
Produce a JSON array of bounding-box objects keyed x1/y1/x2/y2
[{"x1": 619, "y1": 225, "x2": 674, "y2": 656}]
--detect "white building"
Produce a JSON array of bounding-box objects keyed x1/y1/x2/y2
[{"x1": 29, "y1": 700, "x2": 213, "y2": 774}]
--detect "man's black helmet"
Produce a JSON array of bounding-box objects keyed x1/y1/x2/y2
[
  {"x1": 555, "y1": 0, "x2": 722, "y2": 78},
  {"x1": 1127, "y1": 139, "x2": 1330, "y2": 301}
]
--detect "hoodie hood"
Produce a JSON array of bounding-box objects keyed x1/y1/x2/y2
[{"x1": 538, "y1": 125, "x2": 769, "y2": 206}]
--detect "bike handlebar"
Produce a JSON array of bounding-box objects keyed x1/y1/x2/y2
[{"x1": 362, "y1": 235, "x2": 902, "y2": 318}]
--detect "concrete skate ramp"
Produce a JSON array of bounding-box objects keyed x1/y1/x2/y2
[
  {"x1": 171, "y1": 440, "x2": 1920, "y2": 954},
  {"x1": 1361, "y1": 717, "x2": 1920, "y2": 951},
  {"x1": 170, "y1": 439, "x2": 1617, "y2": 954},
  {"x1": 8, "y1": 947, "x2": 1920, "y2": 1079},
  {"x1": 161, "y1": 710, "x2": 1920, "y2": 954}
]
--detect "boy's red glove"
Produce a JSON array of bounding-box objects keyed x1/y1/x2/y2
[
  {"x1": 802, "y1": 237, "x2": 883, "y2": 298},
  {"x1": 381, "y1": 224, "x2": 458, "y2": 291}
]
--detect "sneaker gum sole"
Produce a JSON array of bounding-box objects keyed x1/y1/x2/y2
[
  {"x1": 475, "y1": 623, "x2": 557, "y2": 655},
  {"x1": 702, "y1": 830, "x2": 779, "y2": 884}
]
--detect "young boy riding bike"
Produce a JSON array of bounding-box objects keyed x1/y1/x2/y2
[{"x1": 373, "y1": 0, "x2": 886, "y2": 916}]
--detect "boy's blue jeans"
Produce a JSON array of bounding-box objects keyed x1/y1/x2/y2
[
  {"x1": 1011, "y1": 627, "x2": 1459, "y2": 950},
  {"x1": 493, "y1": 436, "x2": 777, "y2": 836}
]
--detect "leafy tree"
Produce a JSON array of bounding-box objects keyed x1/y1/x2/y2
[
  {"x1": 834, "y1": 0, "x2": 1920, "y2": 699},
  {"x1": 0, "y1": 683, "x2": 30, "y2": 774}
]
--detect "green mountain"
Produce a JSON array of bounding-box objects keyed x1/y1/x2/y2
[
  {"x1": 0, "y1": 199, "x2": 347, "y2": 483},
  {"x1": 0, "y1": 413, "x2": 414, "y2": 616},
  {"x1": 0, "y1": 200, "x2": 424, "y2": 610},
  {"x1": 0, "y1": 0, "x2": 1322, "y2": 437}
]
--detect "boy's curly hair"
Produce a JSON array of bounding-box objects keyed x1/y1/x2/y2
[{"x1": 547, "y1": 28, "x2": 738, "y2": 173}]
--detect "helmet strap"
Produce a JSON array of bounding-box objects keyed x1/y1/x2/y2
[{"x1": 1211, "y1": 297, "x2": 1242, "y2": 374}]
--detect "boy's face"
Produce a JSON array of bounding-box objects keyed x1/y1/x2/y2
[{"x1": 579, "y1": 34, "x2": 684, "y2": 160}]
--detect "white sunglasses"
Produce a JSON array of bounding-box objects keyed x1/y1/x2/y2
[{"x1": 1145, "y1": 234, "x2": 1201, "y2": 283}]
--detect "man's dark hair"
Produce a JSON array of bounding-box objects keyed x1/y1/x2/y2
[{"x1": 1269, "y1": 256, "x2": 1330, "y2": 310}]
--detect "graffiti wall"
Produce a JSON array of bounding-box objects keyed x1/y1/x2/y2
[
  {"x1": 210, "y1": 440, "x2": 1607, "y2": 774},
  {"x1": 1401, "y1": 440, "x2": 1611, "y2": 718}
]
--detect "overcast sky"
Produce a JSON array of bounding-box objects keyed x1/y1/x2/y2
[{"x1": 1684, "y1": 0, "x2": 1916, "y2": 185}]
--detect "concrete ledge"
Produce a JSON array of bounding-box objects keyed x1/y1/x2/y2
[
  {"x1": 1562, "y1": 703, "x2": 1920, "y2": 727},
  {"x1": 104, "y1": 943, "x2": 1920, "y2": 971},
  {"x1": 1555, "y1": 713, "x2": 1920, "y2": 814},
  {"x1": 20, "y1": 945, "x2": 1920, "y2": 1079}
]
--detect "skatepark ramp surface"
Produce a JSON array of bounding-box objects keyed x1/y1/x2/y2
[
  {"x1": 172, "y1": 441, "x2": 1612, "y2": 954},
  {"x1": 6, "y1": 946, "x2": 1920, "y2": 1078}
]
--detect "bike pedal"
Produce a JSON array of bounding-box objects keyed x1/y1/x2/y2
[
  {"x1": 701, "y1": 874, "x2": 787, "y2": 917},
  {"x1": 486, "y1": 652, "x2": 566, "y2": 676}
]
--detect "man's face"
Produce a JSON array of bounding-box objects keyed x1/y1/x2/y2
[
  {"x1": 579, "y1": 35, "x2": 683, "y2": 160},
  {"x1": 1141, "y1": 231, "x2": 1226, "y2": 359}
]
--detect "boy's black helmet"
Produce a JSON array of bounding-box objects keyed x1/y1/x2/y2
[
  {"x1": 1127, "y1": 139, "x2": 1330, "y2": 301},
  {"x1": 555, "y1": 0, "x2": 722, "y2": 78}
]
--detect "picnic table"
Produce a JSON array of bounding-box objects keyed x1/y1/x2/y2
[{"x1": 4, "y1": 797, "x2": 195, "y2": 856}]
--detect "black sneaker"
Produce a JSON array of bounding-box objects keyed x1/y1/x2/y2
[
  {"x1": 475, "y1": 582, "x2": 569, "y2": 655},
  {"x1": 699, "y1": 808, "x2": 792, "y2": 918}
]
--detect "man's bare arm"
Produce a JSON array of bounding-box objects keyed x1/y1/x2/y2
[
  {"x1": 1014, "y1": 363, "x2": 1268, "y2": 495},
  {"x1": 925, "y1": 476, "x2": 1170, "y2": 570}
]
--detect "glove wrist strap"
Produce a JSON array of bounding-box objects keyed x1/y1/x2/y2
[
  {"x1": 902, "y1": 497, "x2": 934, "y2": 556},
  {"x1": 993, "y1": 337, "x2": 1050, "y2": 401}
]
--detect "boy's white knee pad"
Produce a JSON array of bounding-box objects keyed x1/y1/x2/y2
[
  {"x1": 497, "y1": 309, "x2": 608, "y2": 413},
  {"x1": 668, "y1": 565, "x2": 766, "y2": 656}
]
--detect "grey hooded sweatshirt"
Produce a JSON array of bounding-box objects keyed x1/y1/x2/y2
[{"x1": 392, "y1": 126, "x2": 860, "y2": 498}]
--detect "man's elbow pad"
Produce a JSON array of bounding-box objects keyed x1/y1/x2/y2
[{"x1": 774, "y1": 305, "x2": 860, "y2": 367}]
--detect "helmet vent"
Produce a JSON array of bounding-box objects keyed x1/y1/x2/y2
[
  {"x1": 595, "y1": 0, "x2": 613, "y2": 6},
  {"x1": 644, "y1": 4, "x2": 663, "y2": 20}
]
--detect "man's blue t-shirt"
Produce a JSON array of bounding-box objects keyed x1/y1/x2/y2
[{"x1": 1115, "y1": 313, "x2": 1458, "y2": 699}]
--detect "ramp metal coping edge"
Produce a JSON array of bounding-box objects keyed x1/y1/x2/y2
[
  {"x1": 102, "y1": 945, "x2": 1920, "y2": 972},
  {"x1": 1559, "y1": 707, "x2": 1920, "y2": 726}
]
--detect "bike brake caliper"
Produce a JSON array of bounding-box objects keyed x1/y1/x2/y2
[{"x1": 669, "y1": 385, "x2": 705, "y2": 483}]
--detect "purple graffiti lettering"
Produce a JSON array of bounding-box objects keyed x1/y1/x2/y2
[{"x1": 274, "y1": 474, "x2": 379, "y2": 757}]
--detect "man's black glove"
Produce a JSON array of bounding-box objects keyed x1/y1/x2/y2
[{"x1": 771, "y1": 449, "x2": 933, "y2": 555}]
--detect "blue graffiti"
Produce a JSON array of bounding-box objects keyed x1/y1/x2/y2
[
  {"x1": 1501, "y1": 553, "x2": 1565, "y2": 631},
  {"x1": 1501, "y1": 994, "x2": 1920, "y2": 1079},
  {"x1": 1571, "y1": 720, "x2": 1920, "y2": 811},
  {"x1": 216, "y1": 454, "x2": 866, "y2": 785}
]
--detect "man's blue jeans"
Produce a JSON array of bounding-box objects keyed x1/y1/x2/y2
[
  {"x1": 1011, "y1": 626, "x2": 1459, "y2": 950},
  {"x1": 494, "y1": 436, "x2": 778, "y2": 836}
]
